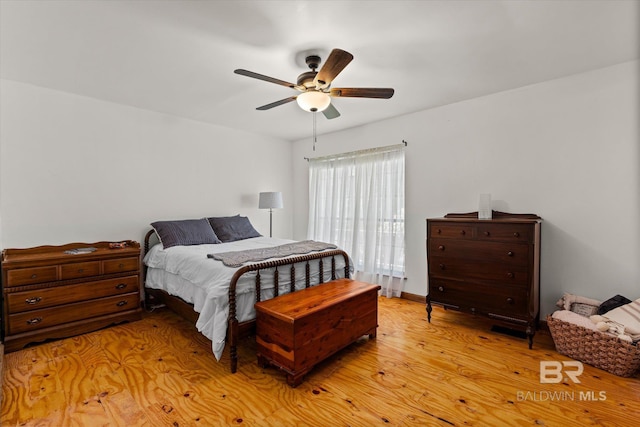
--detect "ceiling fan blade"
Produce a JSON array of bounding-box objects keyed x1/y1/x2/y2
[
  {"x1": 256, "y1": 96, "x2": 297, "y2": 110},
  {"x1": 330, "y1": 87, "x2": 395, "y2": 99},
  {"x1": 234, "y1": 69, "x2": 298, "y2": 89},
  {"x1": 322, "y1": 103, "x2": 340, "y2": 120},
  {"x1": 314, "y1": 49, "x2": 354, "y2": 89}
]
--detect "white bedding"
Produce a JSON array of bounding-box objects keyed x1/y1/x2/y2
[{"x1": 143, "y1": 237, "x2": 348, "y2": 360}]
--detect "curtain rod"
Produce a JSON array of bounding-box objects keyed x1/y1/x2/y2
[{"x1": 304, "y1": 140, "x2": 407, "y2": 162}]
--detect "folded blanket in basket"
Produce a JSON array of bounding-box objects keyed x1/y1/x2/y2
[
  {"x1": 552, "y1": 310, "x2": 601, "y2": 331},
  {"x1": 590, "y1": 298, "x2": 640, "y2": 343}
]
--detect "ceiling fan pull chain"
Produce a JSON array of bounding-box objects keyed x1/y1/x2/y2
[{"x1": 313, "y1": 111, "x2": 317, "y2": 151}]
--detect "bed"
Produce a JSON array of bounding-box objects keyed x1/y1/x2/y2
[{"x1": 142, "y1": 216, "x2": 351, "y2": 373}]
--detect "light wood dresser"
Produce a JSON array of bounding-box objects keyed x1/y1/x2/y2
[
  {"x1": 426, "y1": 211, "x2": 541, "y2": 348},
  {"x1": 1, "y1": 241, "x2": 142, "y2": 352}
]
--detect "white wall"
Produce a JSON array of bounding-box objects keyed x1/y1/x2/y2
[
  {"x1": 292, "y1": 61, "x2": 640, "y2": 317},
  {"x1": 0, "y1": 80, "x2": 294, "y2": 248},
  {"x1": 2, "y1": 60, "x2": 638, "y2": 318}
]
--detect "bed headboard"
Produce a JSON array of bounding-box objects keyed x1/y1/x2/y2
[{"x1": 143, "y1": 229, "x2": 160, "y2": 255}]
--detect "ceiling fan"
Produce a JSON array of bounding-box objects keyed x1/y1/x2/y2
[{"x1": 234, "y1": 48, "x2": 394, "y2": 120}]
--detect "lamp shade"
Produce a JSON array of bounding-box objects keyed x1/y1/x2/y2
[
  {"x1": 259, "y1": 192, "x2": 283, "y2": 209},
  {"x1": 296, "y1": 91, "x2": 331, "y2": 112}
]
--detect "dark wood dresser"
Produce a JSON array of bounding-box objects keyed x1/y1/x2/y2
[
  {"x1": 426, "y1": 211, "x2": 541, "y2": 347},
  {"x1": 1, "y1": 241, "x2": 142, "y2": 352}
]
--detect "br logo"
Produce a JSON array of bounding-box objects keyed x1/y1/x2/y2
[{"x1": 540, "y1": 361, "x2": 584, "y2": 384}]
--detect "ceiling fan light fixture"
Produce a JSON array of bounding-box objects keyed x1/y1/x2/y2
[{"x1": 296, "y1": 91, "x2": 331, "y2": 113}]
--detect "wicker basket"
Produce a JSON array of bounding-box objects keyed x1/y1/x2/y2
[{"x1": 547, "y1": 315, "x2": 640, "y2": 377}]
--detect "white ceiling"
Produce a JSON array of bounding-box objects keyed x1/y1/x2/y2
[{"x1": 1, "y1": 0, "x2": 638, "y2": 142}]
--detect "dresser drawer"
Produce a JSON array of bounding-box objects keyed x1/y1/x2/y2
[
  {"x1": 60, "y1": 261, "x2": 101, "y2": 280},
  {"x1": 429, "y1": 239, "x2": 530, "y2": 266},
  {"x1": 103, "y1": 257, "x2": 138, "y2": 274},
  {"x1": 7, "y1": 275, "x2": 139, "y2": 314},
  {"x1": 429, "y1": 257, "x2": 528, "y2": 285},
  {"x1": 8, "y1": 292, "x2": 140, "y2": 335},
  {"x1": 429, "y1": 280, "x2": 528, "y2": 318},
  {"x1": 429, "y1": 224, "x2": 474, "y2": 239},
  {"x1": 475, "y1": 223, "x2": 532, "y2": 242},
  {"x1": 6, "y1": 266, "x2": 58, "y2": 287}
]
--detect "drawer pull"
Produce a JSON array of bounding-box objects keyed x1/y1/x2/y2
[
  {"x1": 437, "y1": 229, "x2": 441, "y2": 234},
  {"x1": 25, "y1": 296, "x2": 42, "y2": 305},
  {"x1": 26, "y1": 317, "x2": 43, "y2": 325},
  {"x1": 115, "y1": 283, "x2": 128, "y2": 290},
  {"x1": 438, "y1": 264, "x2": 445, "y2": 270},
  {"x1": 460, "y1": 230, "x2": 466, "y2": 235},
  {"x1": 31, "y1": 274, "x2": 37, "y2": 279},
  {"x1": 507, "y1": 251, "x2": 514, "y2": 257},
  {"x1": 118, "y1": 263, "x2": 125, "y2": 269},
  {"x1": 506, "y1": 297, "x2": 515, "y2": 305},
  {"x1": 78, "y1": 268, "x2": 84, "y2": 273},
  {"x1": 484, "y1": 231, "x2": 490, "y2": 236},
  {"x1": 438, "y1": 286, "x2": 444, "y2": 292},
  {"x1": 438, "y1": 245, "x2": 445, "y2": 251},
  {"x1": 506, "y1": 272, "x2": 514, "y2": 278},
  {"x1": 116, "y1": 300, "x2": 128, "y2": 307},
  {"x1": 513, "y1": 232, "x2": 520, "y2": 237}
]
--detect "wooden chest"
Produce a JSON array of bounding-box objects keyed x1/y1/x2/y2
[
  {"x1": 1, "y1": 241, "x2": 142, "y2": 352},
  {"x1": 255, "y1": 278, "x2": 380, "y2": 387},
  {"x1": 426, "y1": 211, "x2": 541, "y2": 348}
]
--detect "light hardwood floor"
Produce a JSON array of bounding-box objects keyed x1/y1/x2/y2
[{"x1": 2, "y1": 297, "x2": 639, "y2": 426}]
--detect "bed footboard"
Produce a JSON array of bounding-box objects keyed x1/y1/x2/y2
[{"x1": 227, "y1": 249, "x2": 351, "y2": 373}]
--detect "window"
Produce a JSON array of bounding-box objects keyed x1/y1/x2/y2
[{"x1": 308, "y1": 144, "x2": 405, "y2": 297}]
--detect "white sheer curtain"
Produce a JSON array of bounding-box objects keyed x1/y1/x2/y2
[{"x1": 307, "y1": 144, "x2": 405, "y2": 297}]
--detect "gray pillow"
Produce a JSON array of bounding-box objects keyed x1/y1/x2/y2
[
  {"x1": 208, "y1": 216, "x2": 261, "y2": 242},
  {"x1": 151, "y1": 218, "x2": 221, "y2": 249}
]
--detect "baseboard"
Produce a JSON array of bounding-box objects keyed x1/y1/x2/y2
[
  {"x1": 400, "y1": 292, "x2": 425, "y2": 304},
  {"x1": 538, "y1": 317, "x2": 550, "y2": 333}
]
